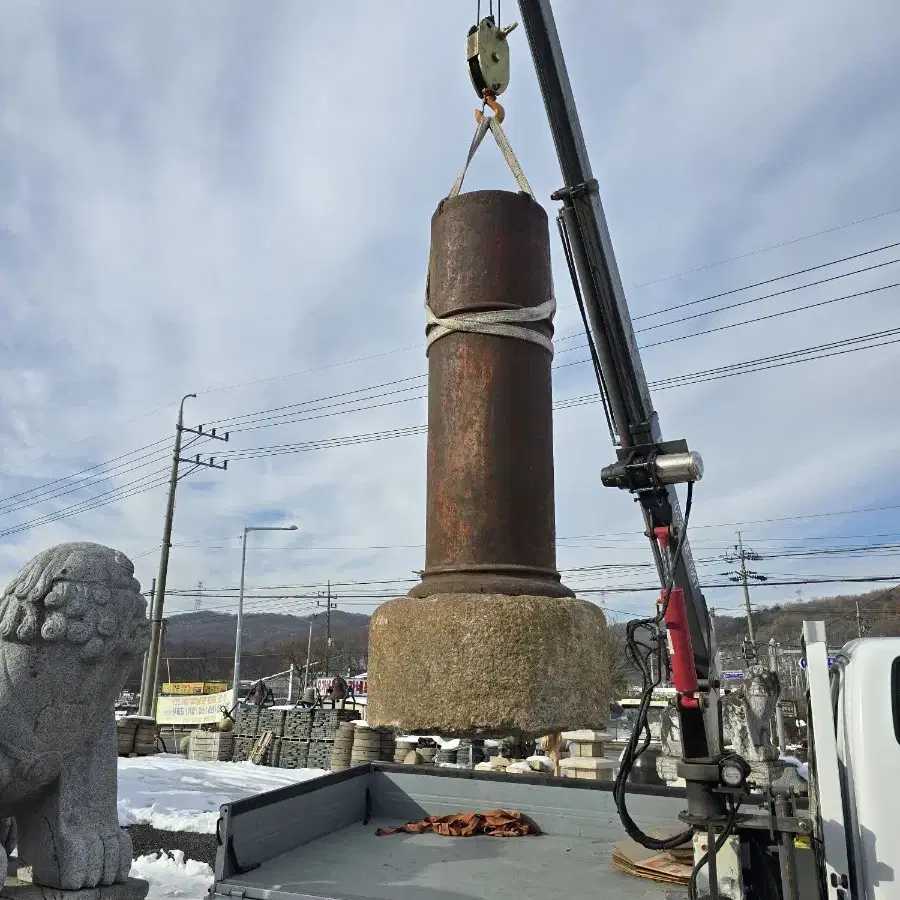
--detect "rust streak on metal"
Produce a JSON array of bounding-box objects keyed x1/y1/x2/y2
[{"x1": 410, "y1": 190, "x2": 573, "y2": 599}]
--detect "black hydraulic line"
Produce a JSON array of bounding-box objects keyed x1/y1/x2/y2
[{"x1": 556, "y1": 211, "x2": 616, "y2": 443}]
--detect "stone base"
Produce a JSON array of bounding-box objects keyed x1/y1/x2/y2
[
  {"x1": 366, "y1": 593, "x2": 614, "y2": 737},
  {"x1": 559, "y1": 757, "x2": 617, "y2": 782},
  {"x1": 749, "y1": 759, "x2": 807, "y2": 791},
  {"x1": 1, "y1": 877, "x2": 149, "y2": 900}
]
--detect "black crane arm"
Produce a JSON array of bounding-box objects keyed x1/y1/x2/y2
[{"x1": 516, "y1": 0, "x2": 716, "y2": 705}]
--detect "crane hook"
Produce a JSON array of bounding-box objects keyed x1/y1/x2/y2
[{"x1": 475, "y1": 91, "x2": 505, "y2": 125}]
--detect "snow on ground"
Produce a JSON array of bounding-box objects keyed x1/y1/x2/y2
[
  {"x1": 118, "y1": 754, "x2": 326, "y2": 833},
  {"x1": 130, "y1": 851, "x2": 213, "y2": 900}
]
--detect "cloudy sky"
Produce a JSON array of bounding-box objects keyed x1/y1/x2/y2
[{"x1": 1, "y1": 0, "x2": 898, "y2": 637}]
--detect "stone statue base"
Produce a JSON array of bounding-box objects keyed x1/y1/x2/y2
[
  {"x1": 1, "y1": 876, "x2": 149, "y2": 900},
  {"x1": 748, "y1": 759, "x2": 807, "y2": 792}
]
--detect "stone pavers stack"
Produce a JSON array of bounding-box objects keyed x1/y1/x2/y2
[
  {"x1": 330, "y1": 722, "x2": 357, "y2": 771},
  {"x1": 187, "y1": 729, "x2": 234, "y2": 762}
]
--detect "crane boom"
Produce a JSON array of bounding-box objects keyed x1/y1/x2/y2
[{"x1": 516, "y1": 0, "x2": 717, "y2": 731}]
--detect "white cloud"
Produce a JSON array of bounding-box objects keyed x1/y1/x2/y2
[{"x1": 0, "y1": 0, "x2": 898, "y2": 637}]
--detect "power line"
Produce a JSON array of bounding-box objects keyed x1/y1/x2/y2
[
  {"x1": 190, "y1": 215, "x2": 900, "y2": 399},
  {"x1": 221, "y1": 321, "x2": 900, "y2": 443},
  {"x1": 0, "y1": 472, "x2": 172, "y2": 539},
  {"x1": 204, "y1": 238, "x2": 900, "y2": 432},
  {"x1": 629, "y1": 204, "x2": 900, "y2": 289},
  {"x1": 16, "y1": 223, "x2": 891, "y2": 505},
  {"x1": 3, "y1": 305, "x2": 897, "y2": 538},
  {"x1": 218, "y1": 328, "x2": 900, "y2": 462},
  {"x1": 164, "y1": 573, "x2": 900, "y2": 617},
  {"x1": 4, "y1": 242, "x2": 893, "y2": 533},
  {"x1": 0, "y1": 438, "x2": 170, "y2": 511},
  {"x1": 557, "y1": 326, "x2": 900, "y2": 386},
  {"x1": 632, "y1": 241, "x2": 900, "y2": 321},
  {"x1": 206, "y1": 376, "x2": 426, "y2": 430},
  {"x1": 638, "y1": 281, "x2": 899, "y2": 351},
  {"x1": 158, "y1": 529, "x2": 900, "y2": 554},
  {"x1": 634, "y1": 257, "x2": 900, "y2": 334}
]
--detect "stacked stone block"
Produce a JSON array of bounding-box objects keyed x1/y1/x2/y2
[
  {"x1": 187, "y1": 729, "x2": 234, "y2": 762},
  {"x1": 456, "y1": 739, "x2": 486, "y2": 769},
  {"x1": 277, "y1": 737, "x2": 309, "y2": 769},
  {"x1": 558, "y1": 730, "x2": 616, "y2": 782},
  {"x1": 233, "y1": 735, "x2": 256, "y2": 762}
]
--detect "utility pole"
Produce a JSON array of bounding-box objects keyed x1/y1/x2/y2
[
  {"x1": 724, "y1": 531, "x2": 767, "y2": 646},
  {"x1": 768, "y1": 638, "x2": 786, "y2": 749},
  {"x1": 856, "y1": 599, "x2": 864, "y2": 637},
  {"x1": 140, "y1": 577, "x2": 156, "y2": 698},
  {"x1": 150, "y1": 618, "x2": 168, "y2": 714},
  {"x1": 325, "y1": 580, "x2": 332, "y2": 677},
  {"x1": 304, "y1": 616, "x2": 315, "y2": 691},
  {"x1": 139, "y1": 394, "x2": 229, "y2": 717},
  {"x1": 232, "y1": 524, "x2": 297, "y2": 699}
]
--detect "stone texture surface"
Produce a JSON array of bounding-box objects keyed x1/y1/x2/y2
[
  {"x1": 1, "y1": 876, "x2": 150, "y2": 900},
  {"x1": 367, "y1": 593, "x2": 613, "y2": 737},
  {"x1": 721, "y1": 665, "x2": 781, "y2": 762},
  {"x1": 0, "y1": 543, "x2": 150, "y2": 892}
]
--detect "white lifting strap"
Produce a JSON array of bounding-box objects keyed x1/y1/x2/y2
[
  {"x1": 427, "y1": 111, "x2": 552, "y2": 356},
  {"x1": 425, "y1": 297, "x2": 556, "y2": 357},
  {"x1": 448, "y1": 113, "x2": 535, "y2": 200}
]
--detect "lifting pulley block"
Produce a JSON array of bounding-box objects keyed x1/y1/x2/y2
[
  {"x1": 467, "y1": 16, "x2": 518, "y2": 101},
  {"x1": 450, "y1": 15, "x2": 532, "y2": 201}
]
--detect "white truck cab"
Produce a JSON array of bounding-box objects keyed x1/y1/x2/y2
[
  {"x1": 805, "y1": 623, "x2": 900, "y2": 900},
  {"x1": 830, "y1": 636, "x2": 900, "y2": 900}
]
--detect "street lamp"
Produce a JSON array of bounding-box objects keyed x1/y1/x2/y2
[{"x1": 232, "y1": 524, "x2": 298, "y2": 698}]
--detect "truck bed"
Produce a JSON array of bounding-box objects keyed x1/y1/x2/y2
[{"x1": 213, "y1": 763, "x2": 689, "y2": 900}]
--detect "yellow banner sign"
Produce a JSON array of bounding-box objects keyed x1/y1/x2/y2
[
  {"x1": 162, "y1": 682, "x2": 229, "y2": 696},
  {"x1": 156, "y1": 689, "x2": 234, "y2": 725}
]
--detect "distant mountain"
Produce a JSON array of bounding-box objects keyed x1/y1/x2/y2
[
  {"x1": 708, "y1": 585, "x2": 899, "y2": 649},
  {"x1": 135, "y1": 609, "x2": 371, "y2": 688},
  {"x1": 133, "y1": 586, "x2": 898, "y2": 692},
  {"x1": 163, "y1": 609, "x2": 369, "y2": 654},
  {"x1": 612, "y1": 585, "x2": 900, "y2": 686}
]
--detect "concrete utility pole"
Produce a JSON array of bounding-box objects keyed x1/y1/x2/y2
[
  {"x1": 324, "y1": 581, "x2": 332, "y2": 677},
  {"x1": 768, "y1": 639, "x2": 786, "y2": 748},
  {"x1": 303, "y1": 616, "x2": 315, "y2": 691},
  {"x1": 724, "y1": 531, "x2": 766, "y2": 646},
  {"x1": 232, "y1": 524, "x2": 298, "y2": 699},
  {"x1": 150, "y1": 618, "x2": 168, "y2": 711},
  {"x1": 140, "y1": 577, "x2": 156, "y2": 695},
  {"x1": 856, "y1": 599, "x2": 864, "y2": 637},
  {"x1": 139, "y1": 394, "x2": 229, "y2": 717}
]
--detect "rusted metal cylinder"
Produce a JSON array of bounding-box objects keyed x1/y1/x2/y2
[{"x1": 409, "y1": 190, "x2": 573, "y2": 599}]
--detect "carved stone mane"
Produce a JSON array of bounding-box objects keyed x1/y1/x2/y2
[{"x1": 0, "y1": 541, "x2": 148, "y2": 661}]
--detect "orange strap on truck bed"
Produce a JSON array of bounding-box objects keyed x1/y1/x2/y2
[{"x1": 376, "y1": 809, "x2": 538, "y2": 838}]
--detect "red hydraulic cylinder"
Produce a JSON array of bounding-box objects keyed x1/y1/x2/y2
[{"x1": 661, "y1": 587, "x2": 699, "y2": 703}]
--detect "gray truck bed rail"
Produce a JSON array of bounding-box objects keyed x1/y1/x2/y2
[{"x1": 213, "y1": 763, "x2": 689, "y2": 900}]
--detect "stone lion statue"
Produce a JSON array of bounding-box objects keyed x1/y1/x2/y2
[
  {"x1": 0, "y1": 542, "x2": 149, "y2": 891},
  {"x1": 721, "y1": 664, "x2": 781, "y2": 762}
]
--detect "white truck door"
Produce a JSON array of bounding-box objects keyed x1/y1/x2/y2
[{"x1": 836, "y1": 637, "x2": 900, "y2": 900}]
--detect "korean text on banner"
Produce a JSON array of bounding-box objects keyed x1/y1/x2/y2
[{"x1": 156, "y1": 689, "x2": 234, "y2": 725}]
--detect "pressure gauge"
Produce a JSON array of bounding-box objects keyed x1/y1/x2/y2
[{"x1": 719, "y1": 754, "x2": 751, "y2": 788}]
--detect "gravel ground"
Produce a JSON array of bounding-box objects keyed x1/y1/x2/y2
[{"x1": 127, "y1": 824, "x2": 218, "y2": 868}]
